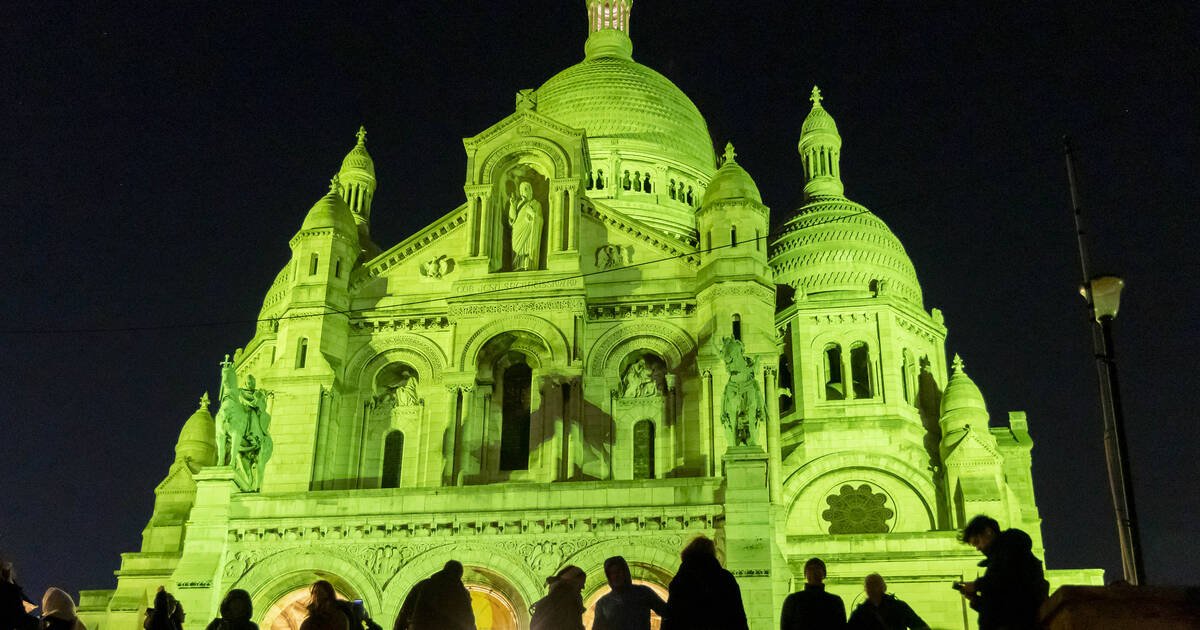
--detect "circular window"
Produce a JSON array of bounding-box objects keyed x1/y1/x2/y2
[{"x1": 821, "y1": 482, "x2": 895, "y2": 534}]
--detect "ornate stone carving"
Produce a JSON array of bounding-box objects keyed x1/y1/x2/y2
[
  {"x1": 586, "y1": 300, "x2": 694, "y2": 321},
  {"x1": 588, "y1": 320, "x2": 695, "y2": 377},
  {"x1": 360, "y1": 207, "x2": 469, "y2": 284},
  {"x1": 448, "y1": 297, "x2": 585, "y2": 317},
  {"x1": 581, "y1": 202, "x2": 700, "y2": 266},
  {"x1": 344, "y1": 333, "x2": 447, "y2": 385},
  {"x1": 419, "y1": 255, "x2": 453, "y2": 280},
  {"x1": 506, "y1": 179, "x2": 544, "y2": 271},
  {"x1": 821, "y1": 483, "x2": 894, "y2": 534},
  {"x1": 215, "y1": 355, "x2": 273, "y2": 492},
  {"x1": 222, "y1": 549, "x2": 263, "y2": 580},
  {"x1": 718, "y1": 337, "x2": 764, "y2": 447},
  {"x1": 621, "y1": 355, "x2": 665, "y2": 398},
  {"x1": 595, "y1": 244, "x2": 632, "y2": 270}
]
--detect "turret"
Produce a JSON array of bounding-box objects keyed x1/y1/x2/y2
[
  {"x1": 337, "y1": 126, "x2": 380, "y2": 258},
  {"x1": 173, "y1": 392, "x2": 216, "y2": 471},
  {"x1": 698, "y1": 143, "x2": 770, "y2": 279},
  {"x1": 798, "y1": 86, "x2": 844, "y2": 201},
  {"x1": 584, "y1": 0, "x2": 634, "y2": 60},
  {"x1": 938, "y1": 355, "x2": 1006, "y2": 526}
]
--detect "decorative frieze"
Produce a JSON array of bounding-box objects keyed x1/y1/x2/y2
[
  {"x1": 810, "y1": 312, "x2": 874, "y2": 325},
  {"x1": 351, "y1": 316, "x2": 451, "y2": 333},
  {"x1": 587, "y1": 300, "x2": 695, "y2": 321},
  {"x1": 448, "y1": 297, "x2": 585, "y2": 317}
]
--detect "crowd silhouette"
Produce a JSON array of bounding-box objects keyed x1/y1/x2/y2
[{"x1": 3, "y1": 515, "x2": 1044, "y2": 630}]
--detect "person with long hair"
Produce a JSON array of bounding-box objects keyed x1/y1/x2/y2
[
  {"x1": 529, "y1": 566, "x2": 586, "y2": 630},
  {"x1": 300, "y1": 581, "x2": 348, "y2": 630}
]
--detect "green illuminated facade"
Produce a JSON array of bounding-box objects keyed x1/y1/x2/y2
[{"x1": 78, "y1": 3, "x2": 1102, "y2": 629}]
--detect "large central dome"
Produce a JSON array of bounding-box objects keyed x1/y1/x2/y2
[{"x1": 535, "y1": 55, "x2": 716, "y2": 175}]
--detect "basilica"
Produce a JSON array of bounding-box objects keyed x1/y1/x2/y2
[{"x1": 78, "y1": 2, "x2": 1101, "y2": 629}]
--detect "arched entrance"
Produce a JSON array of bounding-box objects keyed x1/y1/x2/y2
[
  {"x1": 581, "y1": 580, "x2": 668, "y2": 630},
  {"x1": 466, "y1": 585, "x2": 519, "y2": 630},
  {"x1": 260, "y1": 584, "x2": 351, "y2": 630}
]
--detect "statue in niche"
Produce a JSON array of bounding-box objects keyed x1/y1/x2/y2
[
  {"x1": 718, "y1": 336, "x2": 764, "y2": 447},
  {"x1": 214, "y1": 355, "x2": 273, "y2": 491},
  {"x1": 507, "y1": 179, "x2": 543, "y2": 271},
  {"x1": 622, "y1": 355, "x2": 664, "y2": 398},
  {"x1": 376, "y1": 367, "x2": 420, "y2": 407}
]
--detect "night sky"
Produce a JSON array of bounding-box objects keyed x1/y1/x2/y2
[{"x1": 4, "y1": 0, "x2": 1198, "y2": 606}]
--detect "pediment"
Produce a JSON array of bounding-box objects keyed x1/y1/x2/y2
[
  {"x1": 463, "y1": 107, "x2": 590, "y2": 185},
  {"x1": 944, "y1": 426, "x2": 1002, "y2": 462},
  {"x1": 582, "y1": 198, "x2": 701, "y2": 269}
]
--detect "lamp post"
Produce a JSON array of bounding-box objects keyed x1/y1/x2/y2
[{"x1": 1065, "y1": 137, "x2": 1146, "y2": 585}]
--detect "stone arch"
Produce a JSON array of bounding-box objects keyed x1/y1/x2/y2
[
  {"x1": 587, "y1": 320, "x2": 696, "y2": 378},
  {"x1": 378, "y1": 543, "x2": 541, "y2": 626},
  {"x1": 781, "y1": 452, "x2": 938, "y2": 535},
  {"x1": 562, "y1": 537, "x2": 682, "y2": 600},
  {"x1": 234, "y1": 548, "x2": 382, "y2": 628},
  {"x1": 459, "y1": 315, "x2": 569, "y2": 370},
  {"x1": 345, "y1": 334, "x2": 447, "y2": 388},
  {"x1": 478, "y1": 137, "x2": 571, "y2": 183}
]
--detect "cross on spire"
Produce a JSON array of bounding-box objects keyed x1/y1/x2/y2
[
  {"x1": 199, "y1": 392, "x2": 210, "y2": 410},
  {"x1": 356, "y1": 126, "x2": 367, "y2": 145},
  {"x1": 810, "y1": 86, "x2": 823, "y2": 107},
  {"x1": 722, "y1": 142, "x2": 737, "y2": 165},
  {"x1": 952, "y1": 353, "x2": 965, "y2": 374},
  {"x1": 329, "y1": 174, "x2": 342, "y2": 194}
]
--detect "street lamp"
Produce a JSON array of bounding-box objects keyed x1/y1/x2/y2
[{"x1": 1066, "y1": 135, "x2": 1146, "y2": 585}]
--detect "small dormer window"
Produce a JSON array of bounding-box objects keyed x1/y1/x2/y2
[{"x1": 309, "y1": 253, "x2": 319, "y2": 276}]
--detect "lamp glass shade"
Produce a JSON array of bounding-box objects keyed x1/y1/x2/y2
[{"x1": 1088, "y1": 276, "x2": 1125, "y2": 320}]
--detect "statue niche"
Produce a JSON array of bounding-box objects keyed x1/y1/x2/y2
[
  {"x1": 374, "y1": 363, "x2": 421, "y2": 408},
  {"x1": 620, "y1": 352, "x2": 667, "y2": 399},
  {"x1": 493, "y1": 164, "x2": 549, "y2": 271}
]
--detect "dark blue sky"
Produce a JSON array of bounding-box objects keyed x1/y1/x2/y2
[{"x1": 3, "y1": 0, "x2": 1197, "y2": 604}]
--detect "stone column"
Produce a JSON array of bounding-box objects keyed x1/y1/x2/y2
[
  {"x1": 763, "y1": 367, "x2": 782, "y2": 503},
  {"x1": 723, "y1": 447, "x2": 781, "y2": 630},
  {"x1": 443, "y1": 385, "x2": 462, "y2": 485},
  {"x1": 701, "y1": 369, "x2": 715, "y2": 476}
]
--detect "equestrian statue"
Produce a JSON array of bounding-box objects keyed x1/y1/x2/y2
[{"x1": 214, "y1": 354, "x2": 273, "y2": 491}]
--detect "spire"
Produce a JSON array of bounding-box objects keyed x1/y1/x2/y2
[
  {"x1": 952, "y1": 354, "x2": 965, "y2": 375},
  {"x1": 798, "y1": 85, "x2": 844, "y2": 201},
  {"x1": 584, "y1": 0, "x2": 634, "y2": 59},
  {"x1": 329, "y1": 174, "x2": 342, "y2": 195},
  {"x1": 199, "y1": 392, "x2": 210, "y2": 411},
  {"x1": 355, "y1": 125, "x2": 367, "y2": 146},
  {"x1": 338, "y1": 126, "x2": 378, "y2": 242}
]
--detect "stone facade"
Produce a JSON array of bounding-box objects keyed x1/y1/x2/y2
[{"x1": 78, "y1": 3, "x2": 1101, "y2": 630}]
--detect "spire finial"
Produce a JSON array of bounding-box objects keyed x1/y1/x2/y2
[
  {"x1": 199, "y1": 392, "x2": 210, "y2": 410},
  {"x1": 356, "y1": 126, "x2": 367, "y2": 146},
  {"x1": 952, "y1": 354, "x2": 965, "y2": 374},
  {"x1": 329, "y1": 174, "x2": 342, "y2": 195},
  {"x1": 722, "y1": 142, "x2": 737, "y2": 165},
  {"x1": 810, "y1": 86, "x2": 823, "y2": 107}
]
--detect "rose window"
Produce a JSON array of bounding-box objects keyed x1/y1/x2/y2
[{"x1": 821, "y1": 483, "x2": 894, "y2": 534}]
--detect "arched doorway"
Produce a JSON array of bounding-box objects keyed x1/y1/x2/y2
[
  {"x1": 581, "y1": 580, "x2": 668, "y2": 630},
  {"x1": 466, "y1": 585, "x2": 519, "y2": 630},
  {"x1": 260, "y1": 585, "x2": 352, "y2": 630}
]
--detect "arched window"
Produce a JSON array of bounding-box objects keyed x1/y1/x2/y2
[
  {"x1": 309, "y1": 253, "x2": 319, "y2": 276},
  {"x1": 850, "y1": 342, "x2": 873, "y2": 398},
  {"x1": 295, "y1": 338, "x2": 308, "y2": 369},
  {"x1": 901, "y1": 349, "x2": 916, "y2": 405},
  {"x1": 633, "y1": 419, "x2": 655, "y2": 479},
  {"x1": 596, "y1": 170, "x2": 605, "y2": 190},
  {"x1": 731, "y1": 226, "x2": 738, "y2": 247},
  {"x1": 824, "y1": 343, "x2": 845, "y2": 400},
  {"x1": 334, "y1": 258, "x2": 342, "y2": 278},
  {"x1": 643, "y1": 173, "x2": 652, "y2": 193},
  {"x1": 381, "y1": 431, "x2": 404, "y2": 488},
  {"x1": 732, "y1": 314, "x2": 742, "y2": 340},
  {"x1": 500, "y1": 359, "x2": 532, "y2": 471}
]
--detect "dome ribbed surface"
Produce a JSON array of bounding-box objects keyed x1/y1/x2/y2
[
  {"x1": 536, "y1": 56, "x2": 716, "y2": 174},
  {"x1": 340, "y1": 144, "x2": 374, "y2": 178},
  {"x1": 801, "y1": 104, "x2": 839, "y2": 136},
  {"x1": 301, "y1": 190, "x2": 358, "y2": 236},
  {"x1": 769, "y1": 197, "x2": 923, "y2": 307},
  {"x1": 704, "y1": 159, "x2": 761, "y2": 205},
  {"x1": 175, "y1": 404, "x2": 216, "y2": 467},
  {"x1": 940, "y1": 359, "x2": 988, "y2": 419}
]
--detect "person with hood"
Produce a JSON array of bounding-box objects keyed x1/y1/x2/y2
[
  {"x1": 300, "y1": 581, "x2": 348, "y2": 630},
  {"x1": 40, "y1": 588, "x2": 86, "y2": 630},
  {"x1": 661, "y1": 537, "x2": 747, "y2": 630},
  {"x1": 1, "y1": 561, "x2": 38, "y2": 630},
  {"x1": 529, "y1": 565, "x2": 586, "y2": 630},
  {"x1": 780, "y1": 558, "x2": 845, "y2": 630},
  {"x1": 846, "y1": 575, "x2": 928, "y2": 630},
  {"x1": 409, "y1": 561, "x2": 474, "y2": 630},
  {"x1": 957, "y1": 515, "x2": 1049, "y2": 630},
  {"x1": 591, "y1": 556, "x2": 668, "y2": 630},
  {"x1": 145, "y1": 588, "x2": 183, "y2": 630},
  {"x1": 204, "y1": 589, "x2": 257, "y2": 630}
]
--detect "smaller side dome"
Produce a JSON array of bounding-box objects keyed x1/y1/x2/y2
[
  {"x1": 175, "y1": 393, "x2": 216, "y2": 470},
  {"x1": 703, "y1": 143, "x2": 761, "y2": 205},
  {"x1": 300, "y1": 176, "x2": 358, "y2": 237},
  {"x1": 339, "y1": 126, "x2": 375, "y2": 178},
  {"x1": 801, "y1": 87, "x2": 840, "y2": 136},
  {"x1": 940, "y1": 355, "x2": 989, "y2": 430}
]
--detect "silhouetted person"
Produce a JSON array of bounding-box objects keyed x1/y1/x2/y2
[
  {"x1": 392, "y1": 578, "x2": 426, "y2": 630},
  {"x1": 957, "y1": 515, "x2": 1048, "y2": 630},
  {"x1": 300, "y1": 581, "x2": 348, "y2": 630},
  {"x1": 847, "y1": 575, "x2": 928, "y2": 630},
  {"x1": 591, "y1": 556, "x2": 668, "y2": 630},
  {"x1": 1, "y1": 561, "x2": 38, "y2": 630},
  {"x1": 39, "y1": 589, "x2": 85, "y2": 630},
  {"x1": 146, "y1": 588, "x2": 184, "y2": 630},
  {"x1": 780, "y1": 558, "x2": 845, "y2": 630},
  {"x1": 661, "y1": 537, "x2": 747, "y2": 630},
  {"x1": 204, "y1": 589, "x2": 257, "y2": 630},
  {"x1": 410, "y1": 561, "x2": 474, "y2": 630},
  {"x1": 529, "y1": 565, "x2": 585, "y2": 630}
]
